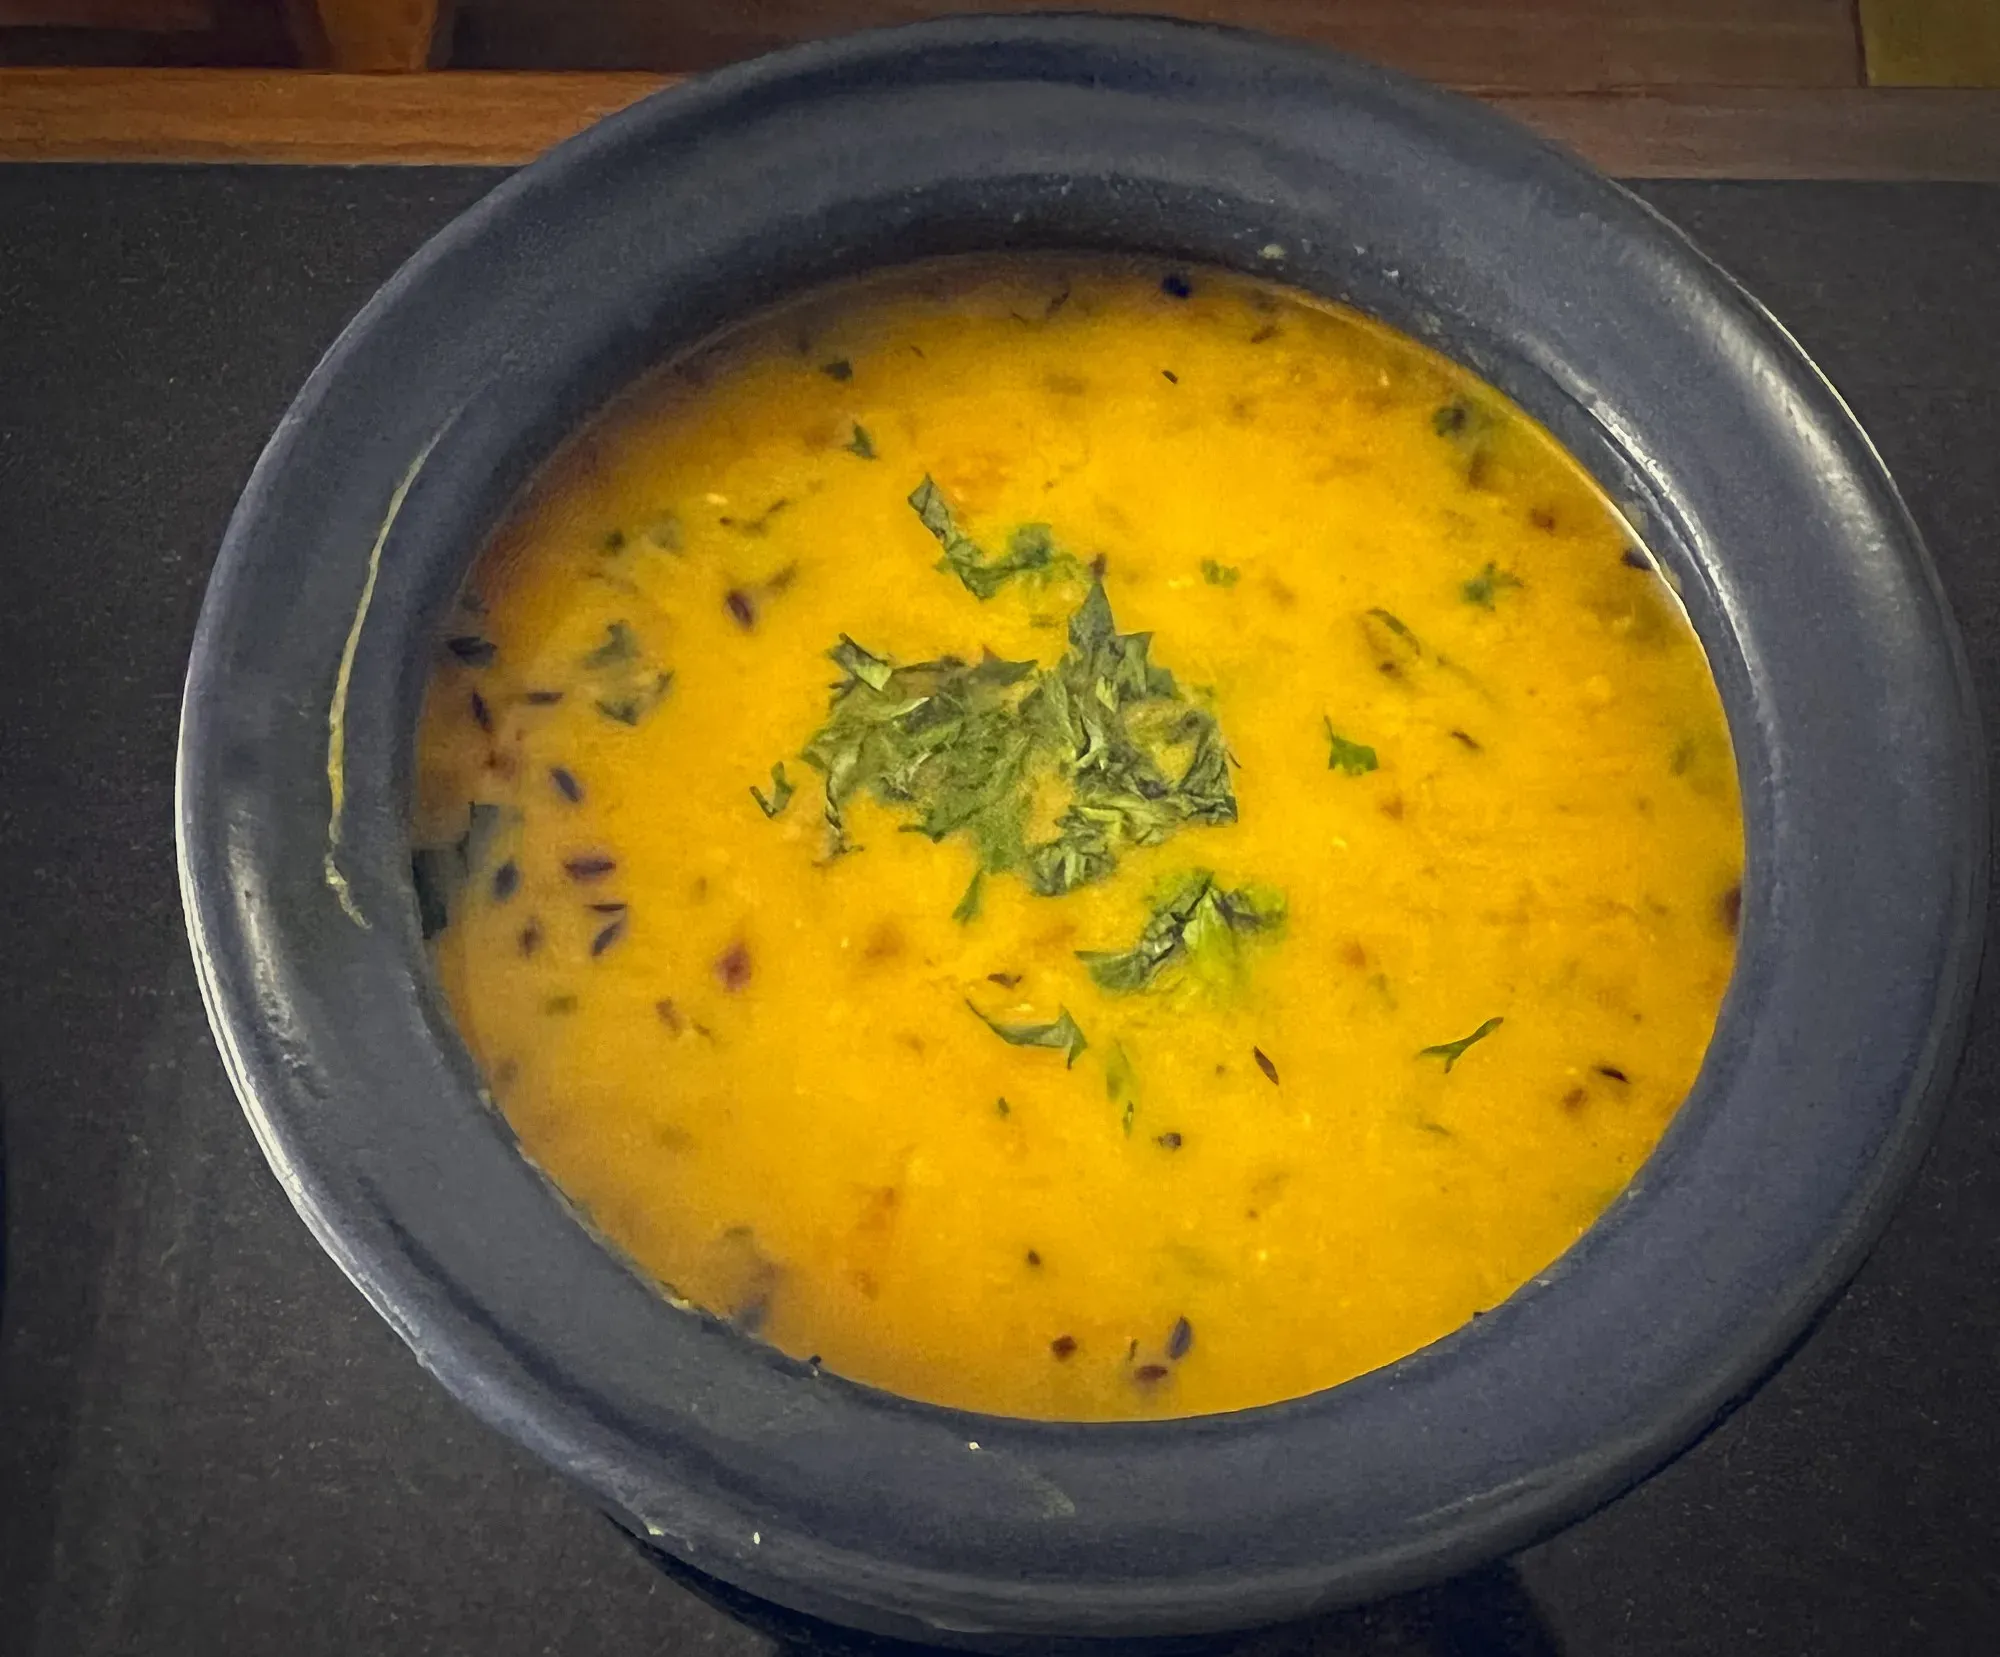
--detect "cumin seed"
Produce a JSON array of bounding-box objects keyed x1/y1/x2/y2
[
  {"x1": 590, "y1": 914, "x2": 627, "y2": 956},
  {"x1": 490, "y1": 860, "x2": 519, "y2": 902},
  {"x1": 550, "y1": 766, "x2": 583, "y2": 803},
  {"x1": 446, "y1": 634, "x2": 496, "y2": 666},
  {"x1": 725, "y1": 588, "x2": 757, "y2": 630},
  {"x1": 715, "y1": 939, "x2": 752, "y2": 992},
  {"x1": 1050, "y1": 1335, "x2": 1077, "y2": 1360},
  {"x1": 563, "y1": 854, "x2": 615, "y2": 881},
  {"x1": 517, "y1": 919, "x2": 543, "y2": 956},
  {"x1": 468, "y1": 690, "x2": 492, "y2": 733},
  {"x1": 1166, "y1": 1317, "x2": 1193, "y2": 1360},
  {"x1": 1134, "y1": 1363, "x2": 1170, "y2": 1384},
  {"x1": 1253, "y1": 1047, "x2": 1279, "y2": 1085}
]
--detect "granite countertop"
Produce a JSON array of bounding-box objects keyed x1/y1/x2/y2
[{"x1": 0, "y1": 168, "x2": 1994, "y2": 1657}]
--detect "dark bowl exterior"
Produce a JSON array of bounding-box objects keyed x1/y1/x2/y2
[{"x1": 176, "y1": 14, "x2": 1985, "y2": 1648}]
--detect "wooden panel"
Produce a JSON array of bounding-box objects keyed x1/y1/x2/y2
[
  {"x1": 1861, "y1": 0, "x2": 2000, "y2": 87},
  {"x1": 0, "y1": 69, "x2": 662, "y2": 159},
  {"x1": 0, "y1": 0, "x2": 208, "y2": 26},
  {"x1": 450, "y1": 0, "x2": 1863, "y2": 91},
  {"x1": 1503, "y1": 87, "x2": 2000, "y2": 179},
  {"x1": 3, "y1": 71, "x2": 1998, "y2": 178}
]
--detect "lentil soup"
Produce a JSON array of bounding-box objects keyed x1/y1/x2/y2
[{"x1": 413, "y1": 260, "x2": 1743, "y2": 1421}]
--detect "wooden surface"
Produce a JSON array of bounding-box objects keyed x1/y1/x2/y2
[
  {"x1": 1861, "y1": 0, "x2": 2000, "y2": 87},
  {"x1": 3, "y1": 68, "x2": 1998, "y2": 177},
  {"x1": 447, "y1": 0, "x2": 1864, "y2": 90}
]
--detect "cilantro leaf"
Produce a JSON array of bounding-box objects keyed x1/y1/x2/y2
[
  {"x1": 1325, "y1": 719, "x2": 1379, "y2": 775},
  {"x1": 965, "y1": 999, "x2": 1088, "y2": 1066},
  {"x1": 909, "y1": 476, "x2": 1076, "y2": 599},
  {"x1": 582, "y1": 620, "x2": 638, "y2": 669},
  {"x1": 1418, "y1": 1016, "x2": 1505, "y2": 1072},
  {"x1": 1461, "y1": 562, "x2": 1523, "y2": 608},
  {"x1": 952, "y1": 869, "x2": 983, "y2": 925},
  {"x1": 751, "y1": 761, "x2": 795, "y2": 819},
  {"x1": 782, "y1": 546, "x2": 1238, "y2": 902},
  {"x1": 1078, "y1": 870, "x2": 1286, "y2": 993}
]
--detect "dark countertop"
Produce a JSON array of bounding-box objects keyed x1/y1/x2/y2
[{"x1": 0, "y1": 168, "x2": 1995, "y2": 1657}]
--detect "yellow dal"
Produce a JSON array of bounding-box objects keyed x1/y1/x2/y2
[{"x1": 415, "y1": 261, "x2": 1742, "y2": 1420}]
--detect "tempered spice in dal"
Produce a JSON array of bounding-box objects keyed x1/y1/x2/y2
[{"x1": 414, "y1": 260, "x2": 1743, "y2": 1420}]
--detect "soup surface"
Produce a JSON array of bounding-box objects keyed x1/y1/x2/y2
[{"x1": 415, "y1": 260, "x2": 1742, "y2": 1420}]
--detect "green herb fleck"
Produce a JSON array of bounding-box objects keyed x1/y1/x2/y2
[
  {"x1": 952, "y1": 870, "x2": 984, "y2": 925},
  {"x1": 580, "y1": 621, "x2": 672, "y2": 725},
  {"x1": 909, "y1": 475, "x2": 1079, "y2": 600},
  {"x1": 965, "y1": 1000, "x2": 1088, "y2": 1067},
  {"x1": 1419, "y1": 1016, "x2": 1505, "y2": 1073},
  {"x1": 1106, "y1": 1043, "x2": 1140, "y2": 1134},
  {"x1": 1106, "y1": 1041, "x2": 1137, "y2": 1107},
  {"x1": 1362, "y1": 608, "x2": 1424, "y2": 678},
  {"x1": 751, "y1": 762, "x2": 795, "y2": 819},
  {"x1": 828, "y1": 633, "x2": 894, "y2": 691},
  {"x1": 1201, "y1": 560, "x2": 1239, "y2": 587},
  {"x1": 1324, "y1": 719, "x2": 1379, "y2": 775},
  {"x1": 1077, "y1": 870, "x2": 1285, "y2": 994},
  {"x1": 846, "y1": 424, "x2": 877, "y2": 460},
  {"x1": 594, "y1": 674, "x2": 672, "y2": 726},
  {"x1": 582, "y1": 621, "x2": 638, "y2": 670},
  {"x1": 1461, "y1": 562, "x2": 1523, "y2": 608},
  {"x1": 1433, "y1": 400, "x2": 1475, "y2": 437}
]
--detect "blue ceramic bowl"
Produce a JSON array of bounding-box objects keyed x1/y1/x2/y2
[{"x1": 176, "y1": 16, "x2": 1984, "y2": 1647}]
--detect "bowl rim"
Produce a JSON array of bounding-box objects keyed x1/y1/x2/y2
[{"x1": 176, "y1": 12, "x2": 1986, "y2": 1645}]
